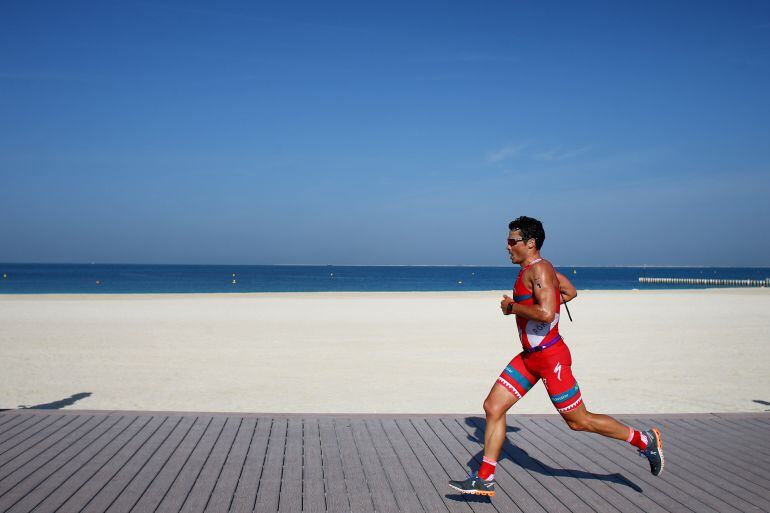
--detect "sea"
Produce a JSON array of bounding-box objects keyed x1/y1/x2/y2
[{"x1": 0, "y1": 263, "x2": 768, "y2": 294}]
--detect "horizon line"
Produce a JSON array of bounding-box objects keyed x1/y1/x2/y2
[{"x1": 2, "y1": 262, "x2": 769, "y2": 269}]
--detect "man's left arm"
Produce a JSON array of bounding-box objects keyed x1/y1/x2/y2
[{"x1": 501, "y1": 265, "x2": 560, "y2": 322}]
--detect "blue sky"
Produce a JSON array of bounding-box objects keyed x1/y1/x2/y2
[{"x1": 1, "y1": 1, "x2": 769, "y2": 265}]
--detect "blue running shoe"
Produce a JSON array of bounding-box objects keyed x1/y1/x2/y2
[
  {"x1": 638, "y1": 427, "x2": 664, "y2": 476},
  {"x1": 448, "y1": 472, "x2": 495, "y2": 497}
]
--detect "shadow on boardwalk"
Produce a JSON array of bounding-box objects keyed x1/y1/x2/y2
[{"x1": 456, "y1": 416, "x2": 642, "y2": 495}]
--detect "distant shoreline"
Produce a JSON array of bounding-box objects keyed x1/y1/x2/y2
[
  {"x1": 2, "y1": 262, "x2": 770, "y2": 268},
  {"x1": 2, "y1": 263, "x2": 768, "y2": 294}
]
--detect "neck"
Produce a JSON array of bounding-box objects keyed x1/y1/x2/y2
[{"x1": 520, "y1": 253, "x2": 542, "y2": 267}]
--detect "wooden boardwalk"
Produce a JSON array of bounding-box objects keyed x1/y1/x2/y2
[{"x1": 0, "y1": 410, "x2": 768, "y2": 513}]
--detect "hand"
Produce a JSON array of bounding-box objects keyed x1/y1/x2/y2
[{"x1": 501, "y1": 294, "x2": 514, "y2": 315}]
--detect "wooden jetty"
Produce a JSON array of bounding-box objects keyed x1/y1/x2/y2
[
  {"x1": 638, "y1": 277, "x2": 769, "y2": 287},
  {"x1": 0, "y1": 410, "x2": 768, "y2": 513}
]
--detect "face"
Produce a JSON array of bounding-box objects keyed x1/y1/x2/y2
[{"x1": 507, "y1": 229, "x2": 531, "y2": 264}]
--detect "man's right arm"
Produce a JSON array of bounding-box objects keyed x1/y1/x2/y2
[{"x1": 555, "y1": 272, "x2": 577, "y2": 303}]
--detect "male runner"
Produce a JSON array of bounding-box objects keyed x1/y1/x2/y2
[{"x1": 449, "y1": 216, "x2": 664, "y2": 497}]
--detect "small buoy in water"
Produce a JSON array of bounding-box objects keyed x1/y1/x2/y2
[
  {"x1": 471, "y1": 272, "x2": 475, "y2": 275},
  {"x1": 458, "y1": 280, "x2": 463, "y2": 284},
  {"x1": 572, "y1": 269, "x2": 577, "y2": 274},
  {"x1": 95, "y1": 280, "x2": 101, "y2": 285},
  {"x1": 232, "y1": 279, "x2": 237, "y2": 285},
  {"x1": 330, "y1": 273, "x2": 334, "y2": 277},
  {"x1": 2, "y1": 273, "x2": 6, "y2": 279},
  {"x1": 232, "y1": 273, "x2": 236, "y2": 277}
]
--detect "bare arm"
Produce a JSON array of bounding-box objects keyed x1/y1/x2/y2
[
  {"x1": 501, "y1": 263, "x2": 560, "y2": 323},
  {"x1": 555, "y1": 271, "x2": 577, "y2": 303}
]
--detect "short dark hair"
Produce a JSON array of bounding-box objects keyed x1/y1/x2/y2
[{"x1": 508, "y1": 216, "x2": 545, "y2": 249}]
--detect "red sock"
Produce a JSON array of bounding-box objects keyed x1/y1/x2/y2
[
  {"x1": 626, "y1": 428, "x2": 649, "y2": 450},
  {"x1": 478, "y1": 456, "x2": 496, "y2": 480}
]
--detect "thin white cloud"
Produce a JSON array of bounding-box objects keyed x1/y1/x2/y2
[
  {"x1": 486, "y1": 142, "x2": 529, "y2": 164},
  {"x1": 534, "y1": 146, "x2": 592, "y2": 162}
]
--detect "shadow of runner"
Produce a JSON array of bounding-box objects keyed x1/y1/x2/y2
[
  {"x1": 19, "y1": 392, "x2": 92, "y2": 410},
  {"x1": 460, "y1": 416, "x2": 642, "y2": 493}
]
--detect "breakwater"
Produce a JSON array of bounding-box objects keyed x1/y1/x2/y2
[{"x1": 638, "y1": 277, "x2": 769, "y2": 287}]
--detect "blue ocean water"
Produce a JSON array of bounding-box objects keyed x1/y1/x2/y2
[{"x1": 0, "y1": 264, "x2": 768, "y2": 294}]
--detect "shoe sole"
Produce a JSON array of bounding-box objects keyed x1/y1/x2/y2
[
  {"x1": 651, "y1": 427, "x2": 665, "y2": 476},
  {"x1": 448, "y1": 483, "x2": 494, "y2": 496}
]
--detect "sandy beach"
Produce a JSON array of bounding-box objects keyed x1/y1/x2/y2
[{"x1": 2, "y1": 289, "x2": 769, "y2": 414}]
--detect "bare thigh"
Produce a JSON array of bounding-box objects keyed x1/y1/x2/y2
[{"x1": 485, "y1": 382, "x2": 520, "y2": 416}]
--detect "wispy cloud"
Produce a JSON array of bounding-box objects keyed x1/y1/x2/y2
[
  {"x1": 411, "y1": 51, "x2": 518, "y2": 65},
  {"x1": 534, "y1": 146, "x2": 592, "y2": 162},
  {"x1": 486, "y1": 142, "x2": 529, "y2": 164},
  {"x1": 454, "y1": 51, "x2": 518, "y2": 63}
]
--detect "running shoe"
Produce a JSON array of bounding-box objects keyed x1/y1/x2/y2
[
  {"x1": 448, "y1": 472, "x2": 495, "y2": 496},
  {"x1": 638, "y1": 427, "x2": 664, "y2": 476}
]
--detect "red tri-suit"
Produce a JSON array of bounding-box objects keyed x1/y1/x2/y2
[{"x1": 497, "y1": 258, "x2": 584, "y2": 413}]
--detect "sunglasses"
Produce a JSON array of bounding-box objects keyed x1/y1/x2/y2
[{"x1": 507, "y1": 238, "x2": 527, "y2": 246}]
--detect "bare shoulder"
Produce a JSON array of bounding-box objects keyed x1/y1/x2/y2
[{"x1": 527, "y1": 259, "x2": 558, "y2": 289}]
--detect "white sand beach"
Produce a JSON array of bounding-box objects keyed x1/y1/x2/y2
[{"x1": 2, "y1": 289, "x2": 769, "y2": 414}]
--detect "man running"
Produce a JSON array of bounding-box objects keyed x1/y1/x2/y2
[{"x1": 449, "y1": 216, "x2": 664, "y2": 497}]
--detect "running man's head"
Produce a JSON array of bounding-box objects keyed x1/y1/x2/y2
[{"x1": 507, "y1": 216, "x2": 545, "y2": 265}]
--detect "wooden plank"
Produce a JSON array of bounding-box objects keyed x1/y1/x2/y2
[
  {"x1": 204, "y1": 417, "x2": 258, "y2": 513},
  {"x1": 430, "y1": 416, "x2": 526, "y2": 513},
  {"x1": 409, "y1": 417, "x2": 496, "y2": 513},
  {"x1": 253, "y1": 418, "x2": 288, "y2": 513},
  {"x1": 655, "y1": 418, "x2": 770, "y2": 480},
  {"x1": 363, "y1": 418, "x2": 425, "y2": 513},
  {"x1": 51, "y1": 415, "x2": 165, "y2": 513},
  {"x1": 685, "y1": 416, "x2": 770, "y2": 453},
  {"x1": 0, "y1": 415, "x2": 108, "y2": 496},
  {"x1": 711, "y1": 415, "x2": 770, "y2": 440},
  {"x1": 0, "y1": 415, "x2": 38, "y2": 440},
  {"x1": 0, "y1": 411, "x2": 766, "y2": 513},
  {"x1": 514, "y1": 417, "x2": 640, "y2": 513},
  {"x1": 24, "y1": 415, "x2": 152, "y2": 513},
  {"x1": 0, "y1": 415, "x2": 60, "y2": 455},
  {"x1": 547, "y1": 416, "x2": 729, "y2": 513},
  {"x1": 686, "y1": 417, "x2": 770, "y2": 456},
  {"x1": 130, "y1": 416, "x2": 211, "y2": 513},
  {"x1": 78, "y1": 416, "x2": 183, "y2": 513},
  {"x1": 637, "y1": 417, "x2": 770, "y2": 510},
  {"x1": 0, "y1": 415, "x2": 86, "y2": 479},
  {"x1": 302, "y1": 418, "x2": 326, "y2": 513},
  {"x1": 349, "y1": 418, "x2": 400, "y2": 513},
  {"x1": 152, "y1": 415, "x2": 228, "y2": 513},
  {"x1": 379, "y1": 418, "x2": 449, "y2": 513},
  {"x1": 3, "y1": 414, "x2": 131, "y2": 513},
  {"x1": 0, "y1": 414, "x2": 21, "y2": 430},
  {"x1": 450, "y1": 415, "x2": 594, "y2": 513},
  {"x1": 180, "y1": 416, "x2": 242, "y2": 513},
  {"x1": 365, "y1": 418, "x2": 429, "y2": 513},
  {"x1": 333, "y1": 418, "x2": 375, "y2": 513},
  {"x1": 104, "y1": 415, "x2": 197, "y2": 513},
  {"x1": 464, "y1": 415, "x2": 596, "y2": 513},
  {"x1": 649, "y1": 416, "x2": 770, "y2": 481},
  {"x1": 230, "y1": 417, "x2": 271, "y2": 513},
  {"x1": 393, "y1": 418, "x2": 472, "y2": 513},
  {"x1": 530, "y1": 416, "x2": 686, "y2": 513},
  {"x1": 278, "y1": 417, "x2": 303, "y2": 513},
  {"x1": 318, "y1": 417, "x2": 350, "y2": 513},
  {"x1": 646, "y1": 416, "x2": 770, "y2": 503}
]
